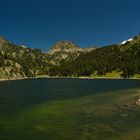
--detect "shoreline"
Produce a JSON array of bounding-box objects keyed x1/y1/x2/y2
[
  {"x1": 0, "y1": 77, "x2": 29, "y2": 82},
  {"x1": 0, "y1": 76, "x2": 140, "y2": 82}
]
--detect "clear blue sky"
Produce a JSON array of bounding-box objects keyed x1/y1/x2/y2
[{"x1": 0, "y1": 0, "x2": 140, "y2": 51}]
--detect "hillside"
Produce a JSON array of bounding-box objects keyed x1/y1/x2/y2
[
  {"x1": 49, "y1": 34, "x2": 140, "y2": 78},
  {"x1": 0, "y1": 37, "x2": 51, "y2": 79},
  {"x1": 46, "y1": 41, "x2": 95, "y2": 65},
  {"x1": 0, "y1": 34, "x2": 140, "y2": 79}
]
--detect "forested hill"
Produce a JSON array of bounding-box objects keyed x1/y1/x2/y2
[
  {"x1": 0, "y1": 34, "x2": 140, "y2": 79},
  {"x1": 49, "y1": 34, "x2": 140, "y2": 78}
]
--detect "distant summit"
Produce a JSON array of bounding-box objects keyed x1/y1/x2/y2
[
  {"x1": 47, "y1": 40, "x2": 95, "y2": 65},
  {"x1": 50, "y1": 41, "x2": 79, "y2": 51}
]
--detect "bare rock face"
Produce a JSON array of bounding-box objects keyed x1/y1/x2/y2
[
  {"x1": 0, "y1": 60, "x2": 26, "y2": 79},
  {"x1": 47, "y1": 41, "x2": 96, "y2": 65},
  {"x1": 49, "y1": 41, "x2": 79, "y2": 52}
]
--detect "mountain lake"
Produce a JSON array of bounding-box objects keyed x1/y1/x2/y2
[{"x1": 0, "y1": 78, "x2": 140, "y2": 140}]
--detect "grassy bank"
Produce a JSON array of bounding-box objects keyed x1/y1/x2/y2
[{"x1": 0, "y1": 70, "x2": 140, "y2": 81}]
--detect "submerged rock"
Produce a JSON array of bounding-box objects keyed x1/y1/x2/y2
[
  {"x1": 112, "y1": 95, "x2": 140, "y2": 112},
  {"x1": 136, "y1": 97, "x2": 140, "y2": 106}
]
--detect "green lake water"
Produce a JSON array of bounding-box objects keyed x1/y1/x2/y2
[{"x1": 0, "y1": 78, "x2": 140, "y2": 140}]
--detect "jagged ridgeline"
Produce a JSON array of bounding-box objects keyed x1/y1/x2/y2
[{"x1": 0, "y1": 34, "x2": 140, "y2": 79}]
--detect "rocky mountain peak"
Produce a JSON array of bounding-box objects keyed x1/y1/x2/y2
[
  {"x1": 51, "y1": 40, "x2": 79, "y2": 50},
  {"x1": 47, "y1": 40, "x2": 96, "y2": 65}
]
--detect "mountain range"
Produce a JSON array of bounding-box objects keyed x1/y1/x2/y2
[{"x1": 0, "y1": 33, "x2": 140, "y2": 79}]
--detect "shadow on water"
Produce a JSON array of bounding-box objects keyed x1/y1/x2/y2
[{"x1": 0, "y1": 78, "x2": 140, "y2": 115}]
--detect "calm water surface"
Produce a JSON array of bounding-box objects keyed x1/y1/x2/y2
[
  {"x1": 0, "y1": 79, "x2": 140, "y2": 140},
  {"x1": 0, "y1": 79, "x2": 140, "y2": 112}
]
